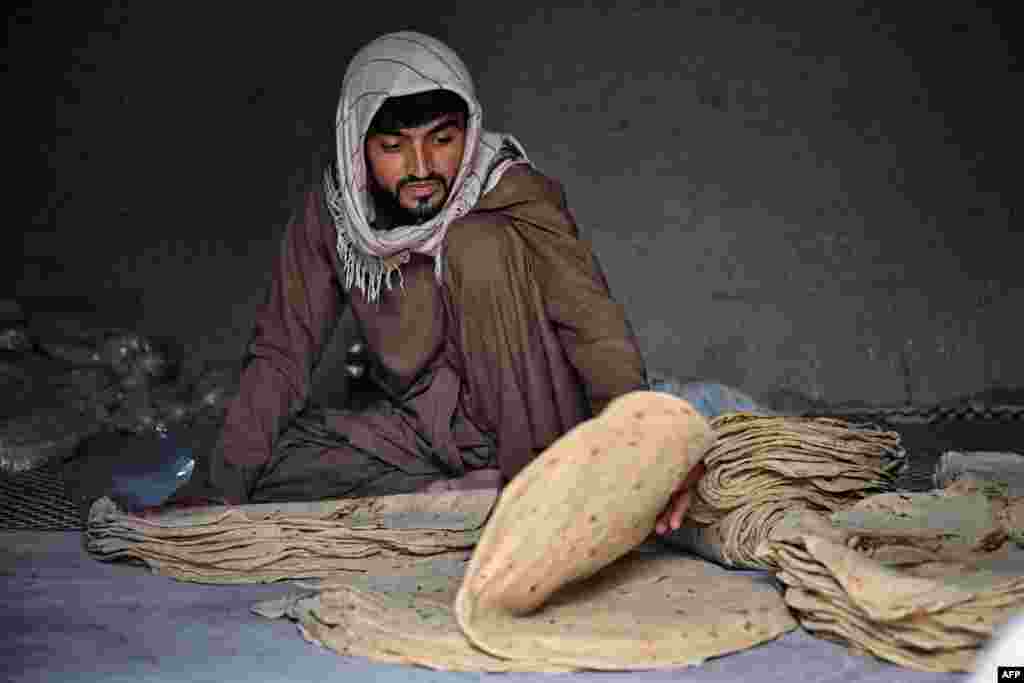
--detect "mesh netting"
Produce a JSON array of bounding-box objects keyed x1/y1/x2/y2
[{"x1": 0, "y1": 462, "x2": 82, "y2": 531}]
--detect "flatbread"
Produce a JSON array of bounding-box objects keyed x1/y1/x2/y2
[
  {"x1": 255, "y1": 549, "x2": 796, "y2": 672},
  {"x1": 250, "y1": 394, "x2": 796, "y2": 671},
  {"x1": 832, "y1": 490, "x2": 1008, "y2": 561},
  {"x1": 690, "y1": 414, "x2": 904, "y2": 521},
  {"x1": 934, "y1": 451, "x2": 1024, "y2": 496},
  {"x1": 756, "y1": 490, "x2": 1024, "y2": 673},
  {"x1": 452, "y1": 550, "x2": 795, "y2": 670},
  {"x1": 664, "y1": 414, "x2": 904, "y2": 569},
  {"x1": 85, "y1": 489, "x2": 498, "y2": 583},
  {"x1": 443, "y1": 392, "x2": 795, "y2": 670},
  {"x1": 252, "y1": 556, "x2": 546, "y2": 672}
]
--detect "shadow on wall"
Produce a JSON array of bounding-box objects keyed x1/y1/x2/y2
[{"x1": 16, "y1": 1, "x2": 1020, "y2": 407}]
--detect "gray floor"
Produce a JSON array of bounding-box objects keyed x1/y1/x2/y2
[{"x1": 2, "y1": 530, "x2": 971, "y2": 683}]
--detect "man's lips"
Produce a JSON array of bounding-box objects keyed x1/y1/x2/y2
[{"x1": 404, "y1": 183, "x2": 438, "y2": 198}]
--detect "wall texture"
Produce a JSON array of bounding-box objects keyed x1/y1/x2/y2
[{"x1": 13, "y1": 1, "x2": 1020, "y2": 409}]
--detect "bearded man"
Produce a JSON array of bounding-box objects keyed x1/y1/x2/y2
[{"x1": 201, "y1": 31, "x2": 701, "y2": 535}]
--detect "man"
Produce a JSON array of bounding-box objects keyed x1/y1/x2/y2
[{"x1": 202, "y1": 31, "x2": 701, "y2": 535}]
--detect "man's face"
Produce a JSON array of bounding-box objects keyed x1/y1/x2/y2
[{"x1": 365, "y1": 112, "x2": 467, "y2": 225}]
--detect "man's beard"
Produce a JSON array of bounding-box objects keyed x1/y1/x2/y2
[{"x1": 370, "y1": 175, "x2": 449, "y2": 231}]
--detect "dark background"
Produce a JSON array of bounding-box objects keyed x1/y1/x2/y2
[{"x1": 7, "y1": 1, "x2": 1021, "y2": 409}]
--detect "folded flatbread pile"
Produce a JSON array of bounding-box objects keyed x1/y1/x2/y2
[
  {"x1": 86, "y1": 489, "x2": 497, "y2": 583},
  {"x1": 756, "y1": 483, "x2": 1024, "y2": 672},
  {"x1": 669, "y1": 414, "x2": 906, "y2": 569}
]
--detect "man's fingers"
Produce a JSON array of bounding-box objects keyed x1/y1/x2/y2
[
  {"x1": 655, "y1": 506, "x2": 670, "y2": 535},
  {"x1": 655, "y1": 462, "x2": 707, "y2": 536},
  {"x1": 681, "y1": 461, "x2": 706, "y2": 490},
  {"x1": 655, "y1": 490, "x2": 682, "y2": 535},
  {"x1": 669, "y1": 489, "x2": 691, "y2": 530}
]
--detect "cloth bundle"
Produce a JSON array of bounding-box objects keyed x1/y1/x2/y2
[
  {"x1": 756, "y1": 483, "x2": 1024, "y2": 672},
  {"x1": 667, "y1": 414, "x2": 906, "y2": 569},
  {"x1": 85, "y1": 490, "x2": 497, "y2": 583}
]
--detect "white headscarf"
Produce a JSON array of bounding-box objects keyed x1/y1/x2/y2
[{"x1": 324, "y1": 31, "x2": 531, "y2": 303}]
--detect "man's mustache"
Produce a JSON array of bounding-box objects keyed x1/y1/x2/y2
[{"x1": 398, "y1": 174, "x2": 448, "y2": 194}]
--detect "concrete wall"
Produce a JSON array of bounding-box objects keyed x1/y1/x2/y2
[{"x1": 14, "y1": 1, "x2": 1020, "y2": 409}]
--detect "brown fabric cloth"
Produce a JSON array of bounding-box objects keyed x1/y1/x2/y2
[{"x1": 210, "y1": 165, "x2": 646, "y2": 504}]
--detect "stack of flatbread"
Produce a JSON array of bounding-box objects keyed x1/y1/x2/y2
[
  {"x1": 669, "y1": 414, "x2": 906, "y2": 569},
  {"x1": 85, "y1": 394, "x2": 796, "y2": 672},
  {"x1": 85, "y1": 490, "x2": 497, "y2": 583},
  {"x1": 756, "y1": 482, "x2": 1024, "y2": 672}
]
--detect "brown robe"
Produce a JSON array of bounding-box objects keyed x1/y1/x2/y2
[{"x1": 208, "y1": 165, "x2": 646, "y2": 504}]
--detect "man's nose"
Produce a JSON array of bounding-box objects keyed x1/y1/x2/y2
[{"x1": 406, "y1": 143, "x2": 432, "y2": 179}]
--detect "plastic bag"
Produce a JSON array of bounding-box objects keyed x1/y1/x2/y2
[
  {"x1": 96, "y1": 427, "x2": 196, "y2": 512},
  {"x1": 646, "y1": 371, "x2": 771, "y2": 419}
]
